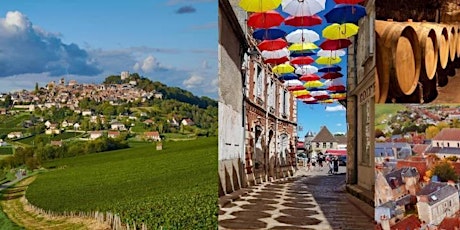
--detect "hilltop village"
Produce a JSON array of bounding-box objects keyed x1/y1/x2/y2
[
  {"x1": 375, "y1": 104, "x2": 460, "y2": 229},
  {"x1": 0, "y1": 72, "x2": 217, "y2": 170}
]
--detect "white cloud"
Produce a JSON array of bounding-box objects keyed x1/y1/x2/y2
[
  {"x1": 337, "y1": 123, "x2": 343, "y2": 126},
  {"x1": 183, "y1": 74, "x2": 204, "y2": 88},
  {"x1": 325, "y1": 105, "x2": 346, "y2": 112},
  {"x1": 141, "y1": 55, "x2": 158, "y2": 73},
  {"x1": 0, "y1": 11, "x2": 102, "y2": 77}
]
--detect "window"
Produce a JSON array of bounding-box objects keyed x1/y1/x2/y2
[
  {"x1": 282, "y1": 90, "x2": 287, "y2": 115},
  {"x1": 316, "y1": 142, "x2": 320, "y2": 148},
  {"x1": 323, "y1": 142, "x2": 326, "y2": 148},
  {"x1": 256, "y1": 65, "x2": 263, "y2": 98},
  {"x1": 268, "y1": 80, "x2": 275, "y2": 109},
  {"x1": 448, "y1": 142, "x2": 450, "y2": 147},
  {"x1": 330, "y1": 142, "x2": 333, "y2": 148},
  {"x1": 437, "y1": 142, "x2": 439, "y2": 147}
]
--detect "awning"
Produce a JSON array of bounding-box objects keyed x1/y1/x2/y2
[{"x1": 326, "y1": 149, "x2": 347, "y2": 156}]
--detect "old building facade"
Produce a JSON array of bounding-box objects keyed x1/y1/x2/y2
[
  {"x1": 218, "y1": 0, "x2": 297, "y2": 196},
  {"x1": 346, "y1": 0, "x2": 375, "y2": 204}
]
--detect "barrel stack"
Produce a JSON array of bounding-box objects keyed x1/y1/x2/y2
[{"x1": 375, "y1": 19, "x2": 460, "y2": 103}]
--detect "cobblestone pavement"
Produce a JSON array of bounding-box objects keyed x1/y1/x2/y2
[{"x1": 219, "y1": 166, "x2": 375, "y2": 230}]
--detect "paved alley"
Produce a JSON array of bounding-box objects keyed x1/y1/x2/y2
[{"x1": 219, "y1": 166, "x2": 375, "y2": 230}]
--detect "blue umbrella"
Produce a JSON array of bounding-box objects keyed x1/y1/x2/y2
[
  {"x1": 279, "y1": 73, "x2": 299, "y2": 81},
  {"x1": 318, "y1": 65, "x2": 342, "y2": 72},
  {"x1": 324, "y1": 4, "x2": 367, "y2": 24},
  {"x1": 290, "y1": 51, "x2": 316, "y2": 57},
  {"x1": 307, "y1": 87, "x2": 326, "y2": 91},
  {"x1": 253, "y1": 28, "x2": 287, "y2": 40}
]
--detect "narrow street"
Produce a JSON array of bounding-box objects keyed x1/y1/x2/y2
[{"x1": 219, "y1": 166, "x2": 374, "y2": 230}]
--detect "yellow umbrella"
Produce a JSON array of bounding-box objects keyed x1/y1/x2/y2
[
  {"x1": 304, "y1": 80, "x2": 324, "y2": 88},
  {"x1": 293, "y1": 90, "x2": 310, "y2": 97},
  {"x1": 321, "y1": 99, "x2": 335, "y2": 104},
  {"x1": 239, "y1": 0, "x2": 282, "y2": 12},
  {"x1": 272, "y1": 63, "x2": 294, "y2": 74},
  {"x1": 288, "y1": 43, "x2": 318, "y2": 52},
  {"x1": 331, "y1": 93, "x2": 346, "y2": 99},
  {"x1": 322, "y1": 23, "x2": 359, "y2": 39},
  {"x1": 316, "y1": 56, "x2": 342, "y2": 65}
]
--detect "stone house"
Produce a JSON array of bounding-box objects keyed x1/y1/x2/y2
[
  {"x1": 144, "y1": 131, "x2": 161, "y2": 141},
  {"x1": 375, "y1": 167, "x2": 420, "y2": 207},
  {"x1": 416, "y1": 181, "x2": 459, "y2": 225},
  {"x1": 107, "y1": 131, "x2": 120, "y2": 139},
  {"x1": 89, "y1": 131, "x2": 103, "y2": 140},
  {"x1": 310, "y1": 126, "x2": 339, "y2": 154}
]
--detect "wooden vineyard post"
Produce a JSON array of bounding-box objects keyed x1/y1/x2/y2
[{"x1": 156, "y1": 142, "x2": 162, "y2": 151}]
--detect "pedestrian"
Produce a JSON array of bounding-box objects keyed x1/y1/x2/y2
[
  {"x1": 333, "y1": 156, "x2": 339, "y2": 174},
  {"x1": 318, "y1": 156, "x2": 323, "y2": 170},
  {"x1": 328, "y1": 159, "x2": 333, "y2": 174},
  {"x1": 306, "y1": 157, "x2": 311, "y2": 171}
]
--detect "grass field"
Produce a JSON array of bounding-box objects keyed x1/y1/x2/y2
[
  {"x1": 16, "y1": 132, "x2": 81, "y2": 145},
  {"x1": 375, "y1": 104, "x2": 408, "y2": 130},
  {"x1": 25, "y1": 137, "x2": 217, "y2": 229}
]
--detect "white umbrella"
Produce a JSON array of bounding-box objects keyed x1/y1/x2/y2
[
  {"x1": 286, "y1": 29, "x2": 320, "y2": 43},
  {"x1": 317, "y1": 49, "x2": 346, "y2": 58},
  {"x1": 261, "y1": 48, "x2": 290, "y2": 60},
  {"x1": 324, "y1": 79, "x2": 343, "y2": 87},
  {"x1": 281, "y1": 0, "x2": 326, "y2": 17},
  {"x1": 283, "y1": 79, "x2": 304, "y2": 87},
  {"x1": 310, "y1": 90, "x2": 329, "y2": 97},
  {"x1": 295, "y1": 65, "x2": 318, "y2": 75}
]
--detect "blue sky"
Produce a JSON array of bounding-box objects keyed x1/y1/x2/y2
[
  {"x1": 274, "y1": 0, "x2": 348, "y2": 138},
  {"x1": 0, "y1": 0, "x2": 217, "y2": 97}
]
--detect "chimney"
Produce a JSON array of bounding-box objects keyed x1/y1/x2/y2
[
  {"x1": 381, "y1": 215, "x2": 391, "y2": 230},
  {"x1": 448, "y1": 180, "x2": 456, "y2": 187}
]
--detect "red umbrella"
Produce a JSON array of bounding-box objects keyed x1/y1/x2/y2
[
  {"x1": 314, "y1": 95, "x2": 330, "y2": 100},
  {"x1": 285, "y1": 15, "x2": 322, "y2": 27},
  {"x1": 333, "y1": 0, "x2": 364, "y2": 3},
  {"x1": 258, "y1": 38, "x2": 288, "y2": 51},
  {"x1": 288, "y1": 85, "x2": 306, "y2": 91},
  {"x1": 299, "y1": 74, "x2": 320, "y2": 81},
  {"x1": 319, "y1": 39, "x2": 352, "y2": 50},
  {"x1": 322, "y1": 72, "x2": 343, "y2": 80},
  {"x1": 247, "y1": 10, "x2": 285, "y2": 29},
  {"x1": 290, "y1": 56, "x2": 314, "y2": 65},
  {"x1": 296, "y1": 94, "x2": 312, "y2": 99},
  {"x1": 303, "y1": 100, "x2": 318, "y2": 104},
  {"x1": 328, "y1": 85, "x2": 346, "y2": 91},
  {"x1": 264, "y1": 56, "x2": 289, "y2": 65}
]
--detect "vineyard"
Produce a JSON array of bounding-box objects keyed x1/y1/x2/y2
[{"x1": 25, "y1": 137, "x2": 218, "y2": 229}]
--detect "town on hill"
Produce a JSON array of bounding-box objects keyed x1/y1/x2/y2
[{"x1": 0, "y1": 71, "x2": 217, "y2": 171}]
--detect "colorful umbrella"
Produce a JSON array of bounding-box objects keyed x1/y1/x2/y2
[
  {"x1": 316, "y1": 56, "x2": 342, "y2": 65},
  {"x1": 293, "y1": 90, "x2": 310, "y2": 96},
  {"x1": 281, "y1": 0, "x2": 326, "y2": 16},
  {"x1": 319, "y1": 39, "x2": 352, "y2": 50},
  {"x1": 247, "y1": 10, "x2": 285, "y2": 28},
  {"x1": 299, "y1": 74, "x2": 320, "y2": 81},
  {"x1": 283, "y1": 79, "x2": 304, "y2": 87},
  {"x1": 278, "y1": 73, "x2": 299, "y2": 81},
  {"x1": 288, "y1": 43, "x2": 318, "y2": 52},
  {"x1": 253, "y1": 28, "x2": 287, "y2": 40},
  {"x1": 264, "y1": 56, "x2": 290, "y2": 65},
  {"x1": 288, "y1": 85, "x2": 306, "y2": 91},
  {"x1": 318, "y1": 65, "x2": 342, "y2": 72},
  {"x1": 328, "y1": 85, "x2": 346, "y2": 91},
  {"x1": 301, "y1": 97, "x2": 318, "y2": 103},
  {"x1": 331, "y1": 93, "x2": 347, "y2": 100},
  {"x1": 290, "y1": 56, "x2": 314, "y2": 65},
  {"x1": 324, "y1": 78, "x2": 343, "y2": 87},
  {"x1": 322, "y1": 23, "x2": 359, "y2": 39},
  {"x1": 284, "y1": 15, "x2": 322, "y2": 27},
  {"x1": 290, "y1": 50, "x2": 316, "y2": 57},
  {"x1": 272, "y1": 63, "x2": 295, "y2": 74},
  {"x1": 262, "y1": 48, "x2": 290, "y2": 59},
  {"x1": 304, "y1": 80, "x2": 324, "y2": 89},
  {"x1": 258, "y1": 38, "x2": 288, "y2": 51},
  {"x1": 320, "y1": 99, "x2": 335, "y2": 104},
  {"x1": 295, "y1": 65, "x2": 318, "y2": 75},
  {"x1": 310, "y1": 90, "x2": 330, "y2": 100},
  {"x1": 324, "y1": 4, "x2": 367, "y2": 24},
  {"x1": 286, "y1": 29, "x2": 320, "y2": 43},
  {"x1": 239, "y1": 0, "x2": 282, "y2": 12},
  {"x1": 322, "y1": 72, "x2": 343, "y2": 80},
  {"x1": 296, "y1": 94, "x2": 312, "y2": 99},
  {"x1": 317, "y1": 49, "x2": 346, "y2": 57}
]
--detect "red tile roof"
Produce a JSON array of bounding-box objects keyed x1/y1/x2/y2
[
  {"x1": 390, "y1": 215, "x2": 421, "y2": 230},
  {"x1": 453, "y1": 162, "x2": 460, "y2": 176},
  {"x1": 144, "y1": 131, "x2": 160, "y2": 137},
  {"x1": 438, "y1": 217, "x2": 460, "y2": 229},
  {"x1": 433, "y1": 128, "x2": 460, "y2": 141},
  {"x1": 412, "y1": 144, "x2": 429, "y2": 155}
]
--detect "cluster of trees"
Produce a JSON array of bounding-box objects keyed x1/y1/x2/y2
[
  {"x1": 0, "y1": 136, "x2": 129, "y2": 170},
  {"x1": 103, "y1": 73, "x2": 217, "y2": 109},
  {"x1": 0, "y1": 95, "x2": 12, "y2": 108}
]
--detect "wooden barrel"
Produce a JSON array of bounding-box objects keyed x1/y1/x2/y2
[
  {"x1": 445, "y1": 24, "x2": 457, "y2": 62},
  {"x1": 405, "y1": 21, "x2": 438, "y2": 80},
  {"x1": 376, "y1": 20, "x2": 421, "y2": 99},
  {"x1": 415, "y1": 22, "x2": 450, "y2": 69},
  {"x1": 437, "y1": 66, "x2": 449, "y2": 87},
  {"x1": 375, "y1": 71, "x2": 380, "y2": 103},
  {"x1": 456, "y1": 24, "x2": 460, "y2": 58}
]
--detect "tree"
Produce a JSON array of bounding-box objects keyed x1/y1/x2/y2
[
  {"x1": 432, "y1": 160, "x2": 458, "y2": 182},
  {"x1": 425, "y1": 126, "x2": 440, "y2": 139},
  {"x1": 375, "y1": 129, "x2": 385, "y2": 138},
  {"x1": 35, "y1": 82, "x2": 39, "y2": 93}
]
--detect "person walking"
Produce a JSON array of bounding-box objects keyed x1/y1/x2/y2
[
  {"x1": 318, "y1": 156, "x2": 324, "y2": 171},
  {"x1": 306, "y1": 157, "x2": 311, "y2": 171},
  {"x1": 327, "y1": 158, "x2": 333, "y2": 175},
  {"x1": 332, "y1": 156, "x2": 339, "y2": 174}
]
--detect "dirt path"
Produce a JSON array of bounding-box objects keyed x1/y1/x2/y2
[{"x1": 0, "y1": 176, "x2": 111, "y2": 230}]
